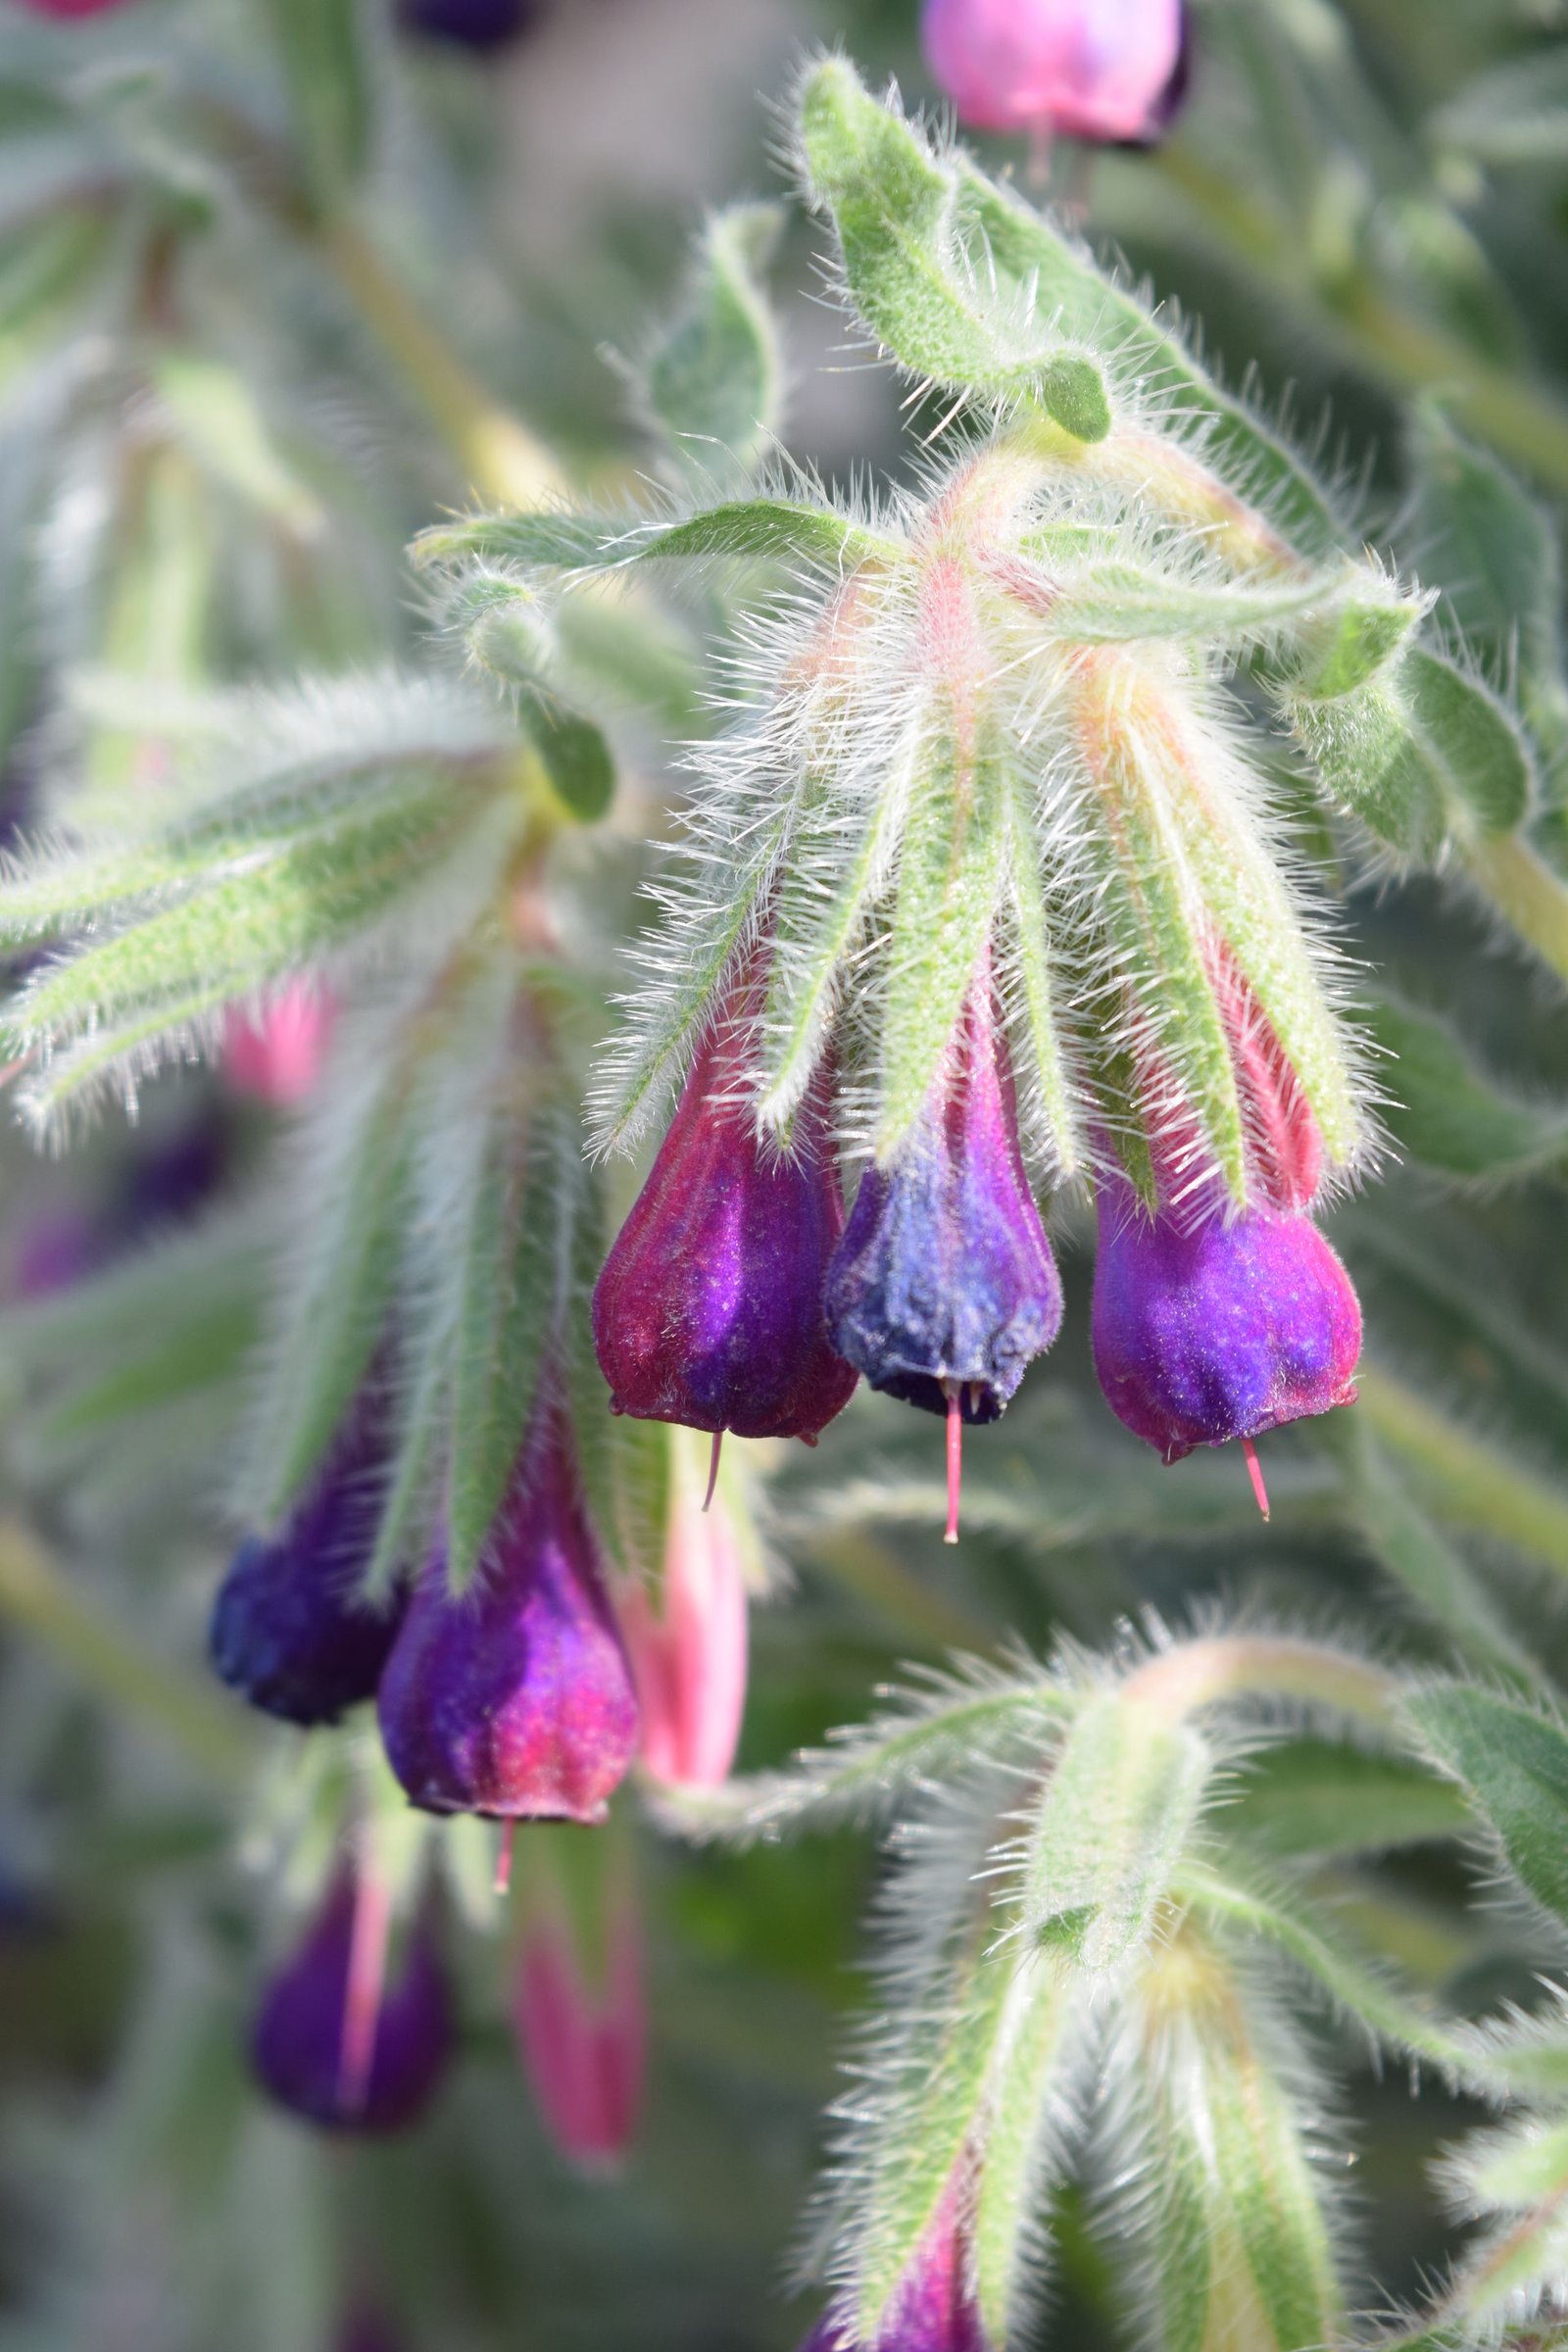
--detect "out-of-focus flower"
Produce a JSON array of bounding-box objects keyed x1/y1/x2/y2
[
  {"x1": 594, "y1": 944, "x2": 858, "y2": 1449},
  {"x1": 399, "y1": 0, "x2": 537, "y2": 47},
  {"x1": 336, "y1": 2297, "x2": 409, "y2": 2352},
  {"x1": 511, "y1": 1850, "x2": 643, "y2": 2175},
  {"x1": 223, "y1": 982, "x2": 335, "y2": 1108},
  {"x1": 377, "y1": 1401, "x2": 639, "y2": 1825},
  {"x1": 618, "y1": 1426, "x2": 751, "y2": 1790},
  {"x1": 251, "y1": 1865, "x2": 452, "y2": 2135},
  {"x1": 921, "y1": 0, "x2": 1188, "y2": 147},
  {"x1": 14, "y1": 0, "x2": 133, "y2": 17},
  {"x1": 210, "y1": 1389, "x2": 402, "y2": 1727}
]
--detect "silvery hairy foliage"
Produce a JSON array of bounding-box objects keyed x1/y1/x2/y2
[{"x1": 0, "y1": 5, "x2": 1567, "y2": 2350}]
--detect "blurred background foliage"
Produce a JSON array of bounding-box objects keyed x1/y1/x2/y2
[{"x1": 0, "y1": 0, "x2": 1566, "y2": 2346}]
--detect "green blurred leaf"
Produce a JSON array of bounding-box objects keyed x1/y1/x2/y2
[
  {"x1": 260, "y1": 0, "x2": 371, "y2": 211},
  {"x1": 1407, "y1": 1685, "x2": 1568, "y2": 1932},
  {"x1": 643, "y1": 202, "x2": 785, "y2": 485},
  {"x1": 1368, "y1": 995, "x2": 1568, "y2": 1184}
]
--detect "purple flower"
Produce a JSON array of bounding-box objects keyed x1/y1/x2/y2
[
  {"x1": 398, "y1": 0, "x2": 536, "y2": 50},
  {"x1": 922, "y1": 0, "x2": 1189, "y2": 148},
  {"x1": 1092, "y1": 1176, "x2": 1362, "y2": 1482},
  {"x1": 210, "y1": 1396, "x2": 402, "y2": 1728},
  {"x1": 824, "y1": 986, "x2": 1061, "y2": 1538},
  {"x1": 801, "y1": 2193, "x2": 989, "y2": 2352},
  {"x1": 336, "y1": 2300, "x2": 408, "y2": 2352},
  {"x1": 251, "y1": 1868, "x2": 452, "y2": 2136},
  {"x1": 377, "y1": 1405, "x2": 638, "y2": 1825},
  {"x1": 592, "y1": 954, "x2": 858, "y2": 1445}
]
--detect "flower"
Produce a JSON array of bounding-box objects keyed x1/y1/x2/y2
[
  {"x1": 1091, "y1": 1173, "x2": 1362, "y2": 1491},
  {"x1": 210, "y1": 1395, "x2": 401, "y2": 1728},
  {"x1": 398, "y1": 0, "x2": 536, "y2": 48},
  {"x1": 251, "y1": 1866, "x2": 452, "y2": 2136},
  {"x1": 15, "y1": 0, "x2": 132, "y2": 16},
  {"x1": 618, "y1": 1427, "x2": 751, "y2": 1790},
  {"x1": 921, "y1": 0, "x2": 1188, "y2": 147},
  {"x1": 824, "y1": 982, "x2": 1062, "y2": 1538},
  {"x1": 801, "y1": 2189, "x2": 989, "y2": 2351},
  {"x1": 377, "y1": 1404, "x2": 639, "y2": 1825},
  {"x1": 512, "y1": 1873, "x2": 644, "y2": 2175},
  {"x1": 592, "y1": 955, "x2": 858, "y2": 1445},
  {"x1": 224, "y1": 982, "x2": 335, "y2": 1107}
]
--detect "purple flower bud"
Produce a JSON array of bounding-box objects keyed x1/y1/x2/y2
[
  {"x1": 801, "y1": 2193, "x2": 989, "y2": 2352},
  {"x1": 210, "y1": 1397, "x2": 402, "y2": 1728},
  {"x1": 398, "y1": 0, "x2": 537, "y2": 50},
  {"x1": 251, "y1": 1868, "x2": 452, "y2": 2136},
  {"x1": 922, "y1": 0, "x2": 1189, "y2": 147},
  {"x1": 377, "y1": 1406, "x2": 639, "y2": 1826},
  {"x1": 592, "y1": 956, "x2": 858, "y2": 1445},
  {"x1": 1091, "y1": 1178, "x2": 1362, "y2": 1481},
  {"x1": 824, "y1": 985, "x2": 1062, "y2": 1538},
  {"x1": 336, "y1": 2299, "x2": 408, "y2": 2352}
]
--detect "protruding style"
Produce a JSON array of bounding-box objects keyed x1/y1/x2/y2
[{"x1": 377, "y1": 1404, "x2": 639, "y2": 1825}]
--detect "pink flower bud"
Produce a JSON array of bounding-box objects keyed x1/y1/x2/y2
[
  {"x1": 15, "y1": 0, "x2": 132, "y2": 15},
  {"x1": 224, "y1": 982, "x2": 335, "y2": 1107},
  {"x1": 512, "y1": 1879, "x2": 644, "y2": 2176},
  {"x1": 619, "y1": 1431, "x2": 750, "y2": 1790},
  {"x1": 922, "y1": 0, "x2": 1188, "y2": 147},
  {"x1": 802, "y1": 2187, "x2": 989, "y2": 2351}
]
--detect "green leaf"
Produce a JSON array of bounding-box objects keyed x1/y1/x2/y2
[
  {"x1": 152, "y1": 350, "x2": 323, "y2": 537},
  {"x1": 260, "y1": 0, "x2": 371, "y2": 210},
  {"x1": 1035, "y1": 560, "x2": 1356, "y2": 649},
  {"x1": 1221, "y1": 1740, "x2": 1470, "y2": 1861},
  {"x1": 1367, "y1": 995, "x2": 1568, "y2": 1185},
  {"x1": 416, "y1": 499, "x2": 901, "y2": 576},
  {"x1": 876, "y1": 697, "x2": 1007, "y2": 1157},
  {"x1": 1406, "y1": 1685, "x2": 1568, "y2": 1933},
  {"x1": 1430, "y1": 48, "x2": 1568, "y2": 168},
  {"x1": 798, "y1": 61, "x2": 1341, "y2": 558},
  {"x1": 999, "y1": 779, "x2": 1081, "y2": 1182},
  {"x1": 643, "y1": 203, "x2": 786, "y2": 485},
  {"x1": 969, "y1": 1949, "x2": 1080, "y2": 2346},
  {"x1": 1357, "y1": 1367, "x2": 1568, "y2": 1579},
  {"x1": 518, "y1": 698, "x2": 616, "y2": 824}
]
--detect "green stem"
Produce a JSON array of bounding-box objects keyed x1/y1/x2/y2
[
  {"x1": 1358, "y1": 1366, "x2": 1568, "y2": 1578},
  {"x1": 1462, "y1": 833, "x2": 1568, "y2": 985},
  {"x1": 320, "y1": 220, "x2": 562, "y2": 511},
  {"x1": 0, "y1": 1520, "x2": 256, "y2": 1784},
  {"x1": 1124, "y1": 1631, "x2": 1399, "y2": 1730},
  {"x1": 1155, "y1": 146, "x2": 1568, "y2": 494}
]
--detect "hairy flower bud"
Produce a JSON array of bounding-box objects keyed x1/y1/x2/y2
[
  {"x1": 210, "y1": 1393, "x2": 401, "y2": 1728},
  {"x1": 802, "y1": 2193, "x2": 989, "y2": 2351},
  {"x1": 921, "y1": 0, "x2": 1188, "y2": 147},
  {"x1": 224, "y1": 982, "x2": 334, "y2": 1108},
  {"x1": 251, "y1": 1867, "x2": 452, "y2": 2136},
  {"x1": 1091, "y1": 1175, "x2": 1362, "y2": 1484},
  {"x1": 512, "y1": 1871, "x2": 644, "y2": 2175},
  {"x1": 619, "y1": 1427, "x2": 751, "y2": 1790},
  {"x1": 377, "y1": 1405, "x2": 638, "y2": 1825},
  {"x1": 593, "y1": 954, "x2": 858, "y2": 1445}
]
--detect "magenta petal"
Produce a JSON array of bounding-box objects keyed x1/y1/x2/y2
[
  {"x1": 921, "y1": 0, "x2": 1188, "y2": 144},
  {"x1": 377, "y1": 1410, "x2": 639, "y2": 1823},
  {"x1": 1092, "y1": 1182, "x2": 1362, "y2": 1462},
  {"x1": 800, "y1": 2196, "x2": 990, "y2": 2351}
]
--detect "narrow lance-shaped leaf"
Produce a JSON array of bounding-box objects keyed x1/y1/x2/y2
[
  {"x1": 642, "y1": 202, "x2": 786, "y2": 486},
  {"x1": 261, "y1": 0, "x2": 370, "y2": 211},
  {"x1": 1407, "y1": 1684, "x2": 1568, "y2": 1934},
  {"x1": 416, "y1": 499, "x2": 903, "y2": 577},
  {"x1": 999, "y1": 777, "x2": 1083, "y2": 1182},
  {"x1": 1367, "y1": 994, "x2": 1568, "y2": 1186},
  {"x1": 970, "y1": 1947, "x2": 1081, "y2": 2347}
]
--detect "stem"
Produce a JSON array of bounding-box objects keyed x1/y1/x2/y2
[
  {"x1": 1358, "y1": 1366, "x2": 1568, "y2": 1578},
  {"x1": 0, "y1": 1520, "x2": 256, "y2": 1784},
  {"x1": 1123, "y1": 1632, "x2": 1399, "y2": 1731},
  {"x1": 1462, "y1": 833, "x2": 1568, "y2": 985},
  {"x1": 1154, "y1": 145, "x2": 1568, "y2": 494},
  {"x1": 320, "y1": 220, "x2": 562, "y2": 510}
]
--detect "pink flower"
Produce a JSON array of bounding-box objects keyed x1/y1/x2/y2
[
  {"x1": 619, "y1": 1432, "x2": 750, "y2": 1790},
  {"x1": 922, "y1": 0, "x2": 1188, "y2": 147},
  {"x1": 224, "y1": 982, "x2": 335, "y2": 1107},
  {"x1": 802, "y1": 2183, "x2": 989, "y2": 2351},
  {"x1": 512, "y1": 1875, "x2": 644, "y2": 2175},
  {"x1": 16, "y1": 0, "x2": 132, "y2": 15}
]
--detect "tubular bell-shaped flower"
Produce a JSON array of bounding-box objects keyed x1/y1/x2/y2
[
  {"x1": 377, "y1": 1399, "x2": 639, "y2": 1825},
  {"x1": 210, "y1": 1387, "x2": 402, "y2": 1728},
  {"x1": 510, "y1": 1835, "x2": 645, "y2": 2175},
  {"x1": 922, "y1": 0, "x2": 1189, "y2": 150},
  {"x1": 593, "y1": 943, "x2": 858, "y2": 1446},
  {"x1": 251, "y1": 1863, "x2": 452, "y2": 2135},
  {"x1": 224, "y1": 981, "x2": 335, "y2": 1107},
  {"x1": 619, "y1": 1424, "x2": 755, "y2": 1790}
]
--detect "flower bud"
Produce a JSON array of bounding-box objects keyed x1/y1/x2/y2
[
  {"x1": 1091, "y1": 1175, "x2": 1362, "y2": 1480},
  {"x1": 921, "y1": 0, "x2": 1188, "y2": 147},
  {"x1": 377, "y1": 1404, "x2": 638, "y2": 1825},
  {"x1": 592, "y1": 955, "x2": 858, "y2": 1445},
  {"x1": 210, "y1": 1395, "x2": 401, "y2": 1728},
  {"x1": 224, "y1": 982, "x2": 334, "y2": 1108},
  {"x1": 511, "y1": 1861, "x2": 644, "y2": 2175},
  {"x1": 802, "y1": 2192, "x2": 989, "y2": 2351},
  {"x1": 619, "y1": 1426, "x2": 751, "y2": 1790},
  {"x1": 251, "y1": 1866, "x2": 452, "y2": 2136},
  {"x1": 399, "y1": 0, "x2": 537, "y2": 48}
]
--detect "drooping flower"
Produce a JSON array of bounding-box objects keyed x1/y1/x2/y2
[
  {"x1": 618, "y1": 1426, "x2": 751, "y2": 1790},
  {"x1": 15, "y1": 0, "x2": 132, "y2": 16},
  {"x1": 511, "y1": 1861, "x2": 644, "y2": 2175},
  {"x1": 224, "y1": 982, "x2": 335, "y2": 1108},
  {"x1": 921, "y1": 0, "x2": 1189, "y2": 148},
  {"x1": 210, "y1": 1393, "x2": 401, "y2": 1728},
  {"x1": 801, "y1": 2188, "x2": 989, "y2": 2352},
  {"x1": 398, "y1": 0, "x2": 536, "y2": 48},
  {"x1": 592, "y1": 952, "x2": 858, "y2": 1446},
  {"x1": 1091, "y1": 1172, "x2": 1362, "y2": 1502},
  {"x1": 824, "y1": 982, "x2": 1062, "y2": 1538},
  {"x1": 251, "y1": 1866, "x2": 452, "y2": 2136},
  {"x1": 377, "y1": 1403, "x2": 639, "y2": 1826}
]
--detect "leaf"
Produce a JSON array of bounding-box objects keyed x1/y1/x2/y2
[
  {"x1": 876, "y1": 694, "x2": 1007, "y2": 1156},
  {"x1": 1430, "y1": 47, "x2": 1568, "y2": 168},
  {"x1": 518, "y1": 698, "x2": 616, "y2": 824},
  {"x1": 998, "y1": 780, "x2": 1082, "y2": 1182},
  {"x1": 260, "y1": 0, "x2": 371, "y2": 210},
  {"x1": 969, "y1": 1948, "x2": 1080, "y2": 2346},
  {"x1": 798, "y1": 61, "x2": 1341, "y2": 557},
  {"x1": 416, "y1": 499, "x2": 901, "y2": 576},
  {"x1": 152, "y1": 350, "x2": 323, "y2": 536},
  {"x1": 1367, "y1": 995, "x2": 1568, "y2": 1185},
  {"x1": 1356, "y1": 1367, "x2": 1568, "y2": 1580},
  {"x1": 643, "y1": 202, "x2": 786, "y2": 485},
  {"x1": 1035, "y1": 560, "x2": 1357, "y2": 649},
  {"x1": 1221, "y1": 1739, "x2": 1470, "y2": 1861},
  {"x1": 1406, "y1": 1684, "x2": 1568, "y2": 1933}
]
